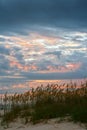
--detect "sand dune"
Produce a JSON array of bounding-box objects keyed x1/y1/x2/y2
[{"x1": 0, "y1": 118, "x2": 86, "y2": 130}]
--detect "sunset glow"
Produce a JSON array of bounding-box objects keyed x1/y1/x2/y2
[{"x1": 0, "y1": 0, "x2": 87, "y2": 94}]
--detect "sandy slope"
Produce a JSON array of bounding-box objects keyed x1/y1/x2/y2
[{"x1": 0, "y1": 119, "x2": 86, "y2": 130}]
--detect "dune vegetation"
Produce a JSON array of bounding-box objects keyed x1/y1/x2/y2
[{"x1": 1, "y1": 81, "x2": 87, "y2": 126}]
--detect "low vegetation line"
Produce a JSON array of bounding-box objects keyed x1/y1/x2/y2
[{"x1": 1, "y1": 81, "x2": 87, "y2": 125}]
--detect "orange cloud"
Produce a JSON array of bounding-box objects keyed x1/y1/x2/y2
[
  {"x1": 5, "y1": 45, "x2": 11, "y2": 49},
  {"x1": 12, "y1": 84, "x2": 27, "y2": 89},
  {"x1": 66, "y1": 63, "x2": 82, "y2": 71},
  {"x1": 39, "y1": 62, "x2": 82, "y2": 73},
  {"x1": 10, "y1": 60, "x2": 38, "y2": 71},
  {"x1": 9, "y1": 58, "x2": 81, "y2": 74},
  {"x1": 9, "y1": 32, "x2": 60, "y2": 48},
  {"x1": 29, "y1": 32, "x2": 60, "y2": 45},
  {"x1": 29, "y1": 80, "x2": 62, "y2": 88},
  {"x1": 10, "y1": 36, "x2": 28, "y2": 47},
  {"x1": 46, "y1": 65, "x2": 69, "y2": 73}
]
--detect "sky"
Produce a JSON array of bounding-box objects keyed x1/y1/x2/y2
[{"x1": 0, "y1": 0, "x2": 87, "y2": 93}]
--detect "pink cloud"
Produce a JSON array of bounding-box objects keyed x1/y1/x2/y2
[{"x1": 10, "y1": 60, "x2": 38, "y2": 72}]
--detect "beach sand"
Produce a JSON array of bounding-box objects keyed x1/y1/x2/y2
[{"x1": 0, "y1": 118, "x2": 86, "y2": 130}]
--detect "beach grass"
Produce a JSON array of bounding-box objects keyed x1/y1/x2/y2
[{"x1": 1, "y1": 81, "x2": 87, "y2": 125}]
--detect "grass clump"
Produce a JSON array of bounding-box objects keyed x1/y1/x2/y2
[{"x1": 1, "y1": 81, "x2": 87, "y2": 125}]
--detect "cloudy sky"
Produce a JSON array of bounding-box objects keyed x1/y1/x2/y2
[{"x1": 0, "y1": 0, "x2": 87, "y2": 93}]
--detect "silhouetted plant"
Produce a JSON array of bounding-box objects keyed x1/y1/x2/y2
[{"x1": 1, "y1": 80, "x2": 87, "y2": 124}]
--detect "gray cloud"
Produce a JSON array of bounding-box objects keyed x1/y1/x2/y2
[
  {"x1": 0, "y1": 45, "x2": 10, "y2": 55},
  {"x1": 0, "y1": 1, "x2": 87, "y2": 93},
  {"x1": 21, "y1": 71, "x2": 85, "y2": 80},
  {"x1": 45, "y1": 51, "x2": 62, "y2": 59},
  {"x1": 0, "y1": 0, "x2": 87, "y2": 34}
]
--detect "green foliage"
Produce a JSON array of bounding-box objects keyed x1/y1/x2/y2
[
  {"x1": 72, "y1": 106, "x2": 87, "y2": 123},
  {"x1": 2, "y1": 105, "x2": 21, "y2": 123}
]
